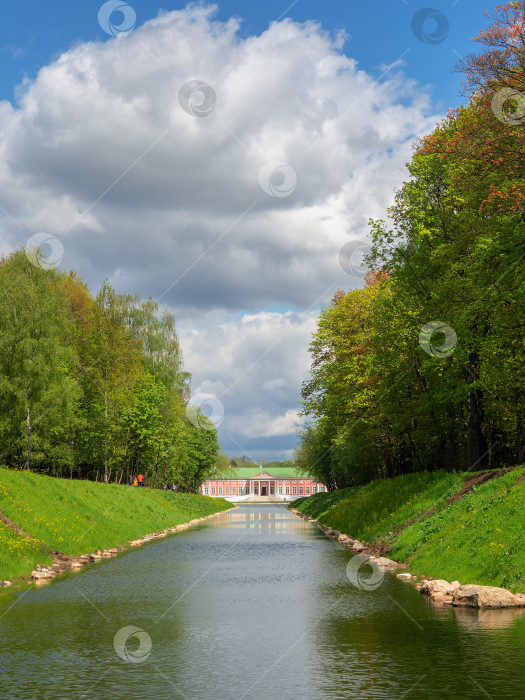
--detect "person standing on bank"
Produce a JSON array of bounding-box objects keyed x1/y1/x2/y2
[{"x1": 137, "y1": 473, "x2": 145, "y2": 487}]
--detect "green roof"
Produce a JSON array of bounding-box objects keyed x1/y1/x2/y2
[{"x1": 228, "y1": 466, "x2": 304, "y2": 479}]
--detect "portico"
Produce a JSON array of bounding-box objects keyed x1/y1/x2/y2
[{"x1": 249, "y1": 475, "x2": 276, "y2": 497}]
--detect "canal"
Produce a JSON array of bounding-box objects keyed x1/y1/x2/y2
[{"x1": 1, "y1": 504, "x2": 525, "y2": 699}]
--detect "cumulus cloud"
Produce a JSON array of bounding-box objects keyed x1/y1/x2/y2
[
  {"x1": 0, "y1": 4, "x2": 441, "y2": 457},
  {"x1": 178, "y1": 309, "x2": 318, "y2": 458}
]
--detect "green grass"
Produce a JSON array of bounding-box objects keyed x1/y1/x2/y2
[
  {"x1": 296, "y1": 471, "x2": 463, "y2": 542},
  {"x1": 293, "y1": 467, "x2": 525, "y2": 592},
  {"x1": 391, "y1": 468, "x2": 525, "y2": 591},
  {"x1": 0, "y1": 520, "x2": 52, "y2": 581},
  {"x1": 293, "y1": 487, "x2": 356, "y2": 521},
  {"x1": 0, "y1": 467, "x2": 230, "y2": 580}
]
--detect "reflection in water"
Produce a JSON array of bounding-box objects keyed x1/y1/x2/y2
[
  {"x1": 453, "y1": 605, "x2": 525, "y2": 630},
  {"x1": 210, "y1": 506, "x2": 312, "y2": 532},
  {"x1": 0, "y1": 505, "x2": 524, "y2": 699}
]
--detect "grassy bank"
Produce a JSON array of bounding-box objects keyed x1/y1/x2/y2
[
  {"x1": 294, "y1": 467, "x2": 525, "y2": 592},
  {"x1": 0, "y1": 467, "x2": 230, "y2": 581}
]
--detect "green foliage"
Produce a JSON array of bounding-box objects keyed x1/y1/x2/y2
[
  {"x1": 0, "y1": 466, "x2": 230, "y2": 579},
  {"x1": 296, "y1": 9, "x2": 525, "y2": 485},
  {"x1": 0, "y1": 252, "x2": 82, "y2": 469},
  {"x1": 0, "y1": 251, "x2": 222, "y2": 492},
  {"x1": 264, "y1": 459, "x2": 295, "y2": 472}
]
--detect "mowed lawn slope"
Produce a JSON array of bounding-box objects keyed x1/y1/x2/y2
[
  {"x1": 294, "y1": 468, "x2": 525, "y2": 592},
  {"x1": 0, "y1": 520, "x2": 50, "y2": 582},
  {"x1": 0, "y1": 467, "x2": 230, "y2": 580}
]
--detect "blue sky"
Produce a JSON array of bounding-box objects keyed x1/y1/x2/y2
[
  {"x1": 1, "y1": 1, "x2": 488, "y2": 108},
  {"x1": 0, "y1": 1, "x2": 494, "y2": 460}
]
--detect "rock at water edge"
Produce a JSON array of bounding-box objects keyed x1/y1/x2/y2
[{"x1": 453, "y1": 585, "x2": 518, "y2": 608}]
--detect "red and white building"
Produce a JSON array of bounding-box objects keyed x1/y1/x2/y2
[{"x1": 200, "y1": 466, "x2": 326, "y2": 502}]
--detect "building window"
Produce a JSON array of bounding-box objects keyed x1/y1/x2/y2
[
  {"x1": 219, "y1": 487, "x2": 223, "y2": 495},
  {"x1": 292, "y1": 486, "x2": 297, "y2": 495},
  {"x1": 212, "y1": 487, "x2": 216, "y2": 495},
  {"x1": 205, "y1": 487, "x2": 209, "y2": 495},
  {"x1": 306, "y1": 486, "x2": 310, "y2": 494},
  {"x1": 285, "y1": 486, "x2": 290, "y2": 495},
  {"x1": 299, "y1": 486, "x2": 304, "y2": 495},
  {"x1": 226, "y1": 487, "x2": 229, "y2": 495},
  {"x1": 312, "y1": 486, "x2": 316, "y2": 494},
  {"x1": 231, "y1": 486, "x2": 236, "y2": 495},
  {"x1": 279, "y1": 486, "x2": 283, "y2": 494},
  {"x1": 254, "y1": 485, "x2": 259, "y2": 495},
  {"x1": 319, "y1": 485, "x2": 325, "y2": 492},
  {"x1": 270, "y1": 484, "x2": 275, "y2": 495}
]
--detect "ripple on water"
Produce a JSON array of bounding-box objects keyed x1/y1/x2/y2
[{"x1": 1, "y1": 505, "x2": 524, "y2": 699}]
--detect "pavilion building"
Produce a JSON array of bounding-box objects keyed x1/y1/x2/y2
[{"x1": 200, "y1": 465, "x2": 326, "y2": 502}]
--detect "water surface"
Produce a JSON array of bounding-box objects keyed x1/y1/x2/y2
[{"x1": 1, "y1": 505, "x2": 525, "y2": 699}]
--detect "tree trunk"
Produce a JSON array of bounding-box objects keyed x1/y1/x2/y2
[
  {"x1": 104, "y1": 371, "x2": 108, "y2": 483},
  {"x1": 516, "y1": 390, "x2": 524, "y2": 464},
  {"x1": 461, "y1": 355, "x2": 488, "y2": 470},
  {"x1": 26, "y1": 405, "x2": 31, "y2": 470},
  {"x1": 153, "y1": 448, "x2": 160, "y2": 489}
]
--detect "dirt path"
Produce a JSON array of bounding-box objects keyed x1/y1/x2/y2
[{"x1": 365, "y1": 468, "x2": 517, "y2": 557}]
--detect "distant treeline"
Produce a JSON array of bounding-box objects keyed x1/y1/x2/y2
[
  {"x1": 228, "y1": 458, "x2": 296, "y2": 472},
  {"x1": 296, "y1": 3, "x2": 525, "y2": 488},
  {"x1": 0, "y1": 250, "x2": 221, "y2": 490}
]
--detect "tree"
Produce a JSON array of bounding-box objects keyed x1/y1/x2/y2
[
  {"x1": 297, "y1": 2, "x2": 525, "y2": 482},
  {"x1": 83, "y1": 281, "x2": 144, "y2": 482},
  {"x1": 0, "y1": 251, "x2": 81, "y2": 470}
]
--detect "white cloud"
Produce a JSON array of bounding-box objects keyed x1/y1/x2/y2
[
  {"x1": 240, "y1": 410, "x2": 306, "y2": 440},
  {"x1": 0, "y1": 5, "x2": 441, "y2": 457},
  {"x1": 178, "y1": 309, "x2": 318, "y2": 456}
]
